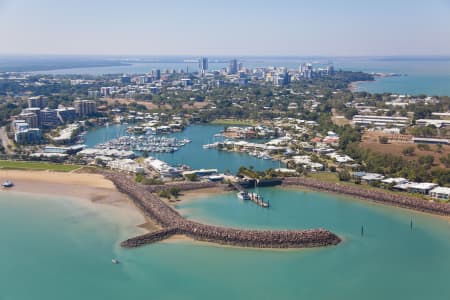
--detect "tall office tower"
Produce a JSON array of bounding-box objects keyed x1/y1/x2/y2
[
  {"x1": 198, "y1": 57, "x2": 208, "y2": 75},
  {"x1": 152, "y1": 69, "x2": 161, "y2": 80},
  {"x1": 228, "y1": 59, "x2": 238, "y2": 74}
]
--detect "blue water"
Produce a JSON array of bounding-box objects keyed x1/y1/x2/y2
[
  {"x1": 30, "y1": 56, "x2": 450, "y2": 96},
  {"x1": 2, "y1": 187, "x2": 450, "y2": 299},
  {"x1": 84, "y1": 124, "x2": 281, "y2": 173}
]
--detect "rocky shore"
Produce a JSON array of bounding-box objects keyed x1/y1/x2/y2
[
  {"x1": 103, "y1": 173, "x2": 341, "y2": 249},
  {"x1": 282, "y1": 177, "x2": 450, "y2": 216}
]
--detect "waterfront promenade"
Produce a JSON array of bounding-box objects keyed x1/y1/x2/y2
[{"x1": 103, "y1": 173, "x2": 341, "y2": 249}]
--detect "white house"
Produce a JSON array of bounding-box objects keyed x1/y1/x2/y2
[{"x1": 429, "y1": 187, "x2": 450, "y2": 200}]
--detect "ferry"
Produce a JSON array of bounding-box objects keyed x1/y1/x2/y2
[
  {"x1": 237, "y1": 191, "x2": 250, "y2": 200},
  {"x1": 2, "y1": 180, "x2": 14, "y2": 188}
]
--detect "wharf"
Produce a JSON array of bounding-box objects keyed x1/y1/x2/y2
[{"x1": 232, "y1": 182, "x2": 270, "y2": 208}]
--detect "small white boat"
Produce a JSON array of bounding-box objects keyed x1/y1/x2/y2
[
  {"x1": 237, "y1": 191, "x2": 250, "y2": 200},
  {"x1": 111, "y1": 259, "x2": 119, "y2": 264},
  {"x1": 2, "y1": 180, "x2": 14, "y2": 188}
]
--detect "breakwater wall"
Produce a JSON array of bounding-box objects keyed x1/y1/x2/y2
[
  {"x1": 103, "y1": 173, "x2": 341, "y2": 249},
  {"x1": 282, "y1": 177, "x2": 450, "y2": 217},
  {"x1": 144, "y1": 181, "x2": 222, "y2": 193}
]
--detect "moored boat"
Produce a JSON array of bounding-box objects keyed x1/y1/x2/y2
[
  {"x1": 2, "y1": 180, "x2": 14, "y2": 188},
  {"x1": 237, "y1": 191, "x2": 250, "y2": 200}
]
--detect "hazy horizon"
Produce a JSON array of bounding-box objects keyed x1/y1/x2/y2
[{"x1": 1, "y1": 0, "x2": 450, "y2": 56}]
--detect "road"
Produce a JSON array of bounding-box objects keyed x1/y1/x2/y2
[{"x1": 0, "y1": 126, "x2": 13, "y2": 154}]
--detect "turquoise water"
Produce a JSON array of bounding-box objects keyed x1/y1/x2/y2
[
  {"x1": 84, "y1": 124, "x2": 282, "y2": 173},
  {"x1": 2, "y1": 187, "x2": 450, "y2": 299},
  {"x1": 339, "y1": 57, "x2": 450, "y2": 96}
]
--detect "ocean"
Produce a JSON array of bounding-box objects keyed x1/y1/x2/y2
[{"x1": 2, "y1": 186, "x2": 450, "y2": 299}]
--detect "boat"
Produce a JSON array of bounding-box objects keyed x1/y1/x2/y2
[
  {"x1": 2, "y1": 180, "x2": 14, "y2": 188},
  {"x1": 237, "y1": 191, "x2": 250, "y2": 200},
  {"x1": 111, "y1": 259, "x2": 119, "y2": 264}
]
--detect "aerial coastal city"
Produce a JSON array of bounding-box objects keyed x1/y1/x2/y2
[{"x1": 1, "y1": 1, "x2": 450, "y2": 300}]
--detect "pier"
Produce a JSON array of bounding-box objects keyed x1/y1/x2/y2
[
  {"x1": 231, "y1": 182, "x2": 270, "y2": 208},
  {"x1": 103, "y1": 172, "x2": 341, "y2": 249}
]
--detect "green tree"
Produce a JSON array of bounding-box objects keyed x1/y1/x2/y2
[{"x1": 402, "y1": 146, "x2": 416, "y2": 156}]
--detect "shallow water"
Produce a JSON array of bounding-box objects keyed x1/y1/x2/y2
[{"x1": 2, "y1": 187, "x2": 450, "y2": 300}]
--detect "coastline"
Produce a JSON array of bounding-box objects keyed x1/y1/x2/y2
[
  {"x1": 282, "y1": 177, "x2": 450, "y2": 217},
  {"x1": 348, "y1": 81, "x2": 365, "y2": 92},
  {"x1": 0, "y1": 170, "x2": 152, "y2": 233}
]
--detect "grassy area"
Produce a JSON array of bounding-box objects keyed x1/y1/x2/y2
[
  {"x1": 308, "y1": 172, "x2": 340, "y2": 183},
  {"x1": 0, "y1": 160, "x2": 81, "y2": 172},
  {"x1": 210, "y1": 119, "x2": 257, "y2": 126}
]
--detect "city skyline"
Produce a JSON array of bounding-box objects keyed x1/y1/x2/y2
[{"x1": 1, "y1": 0, "x2": 450, "y2": 56}]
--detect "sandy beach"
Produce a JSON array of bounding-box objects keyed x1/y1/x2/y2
[{"x1": 0, "y1": 170, "x2": 154, "y2": 232}]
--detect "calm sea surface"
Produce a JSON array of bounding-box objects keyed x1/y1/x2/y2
[{"x1": 2, "y1": 187, "x2": 450, "y2": 300}]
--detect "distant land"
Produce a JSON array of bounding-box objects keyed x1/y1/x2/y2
[{"x1": 0, "y1": 56, "x2": 129, "y2": 72}]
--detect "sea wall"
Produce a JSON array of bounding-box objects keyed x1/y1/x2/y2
[
  {"x1": 144, "y1": 181, "x2": 221, "y2": 193},
  {"x1": 103, "y1": 173, "x2": 341, "y2": 249},
  {"x1": 282, "y1": 177, "x2": 450, "y2": 216}
]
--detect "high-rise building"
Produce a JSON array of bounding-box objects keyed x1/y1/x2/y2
[
  {"x1": 18, "y1": 112, "x2": 38, "y2": 128},
  {"x1": 56, "y1": 107, "x2": 77, "y2": 123},
  {"x1": 39, "y1": 108, "x2": 59, "y2": 128},
  {"x1": 121, "y1": 75, "x2": 131, "y2": 84},
  {"x1": 74, "y1": 100, "x2": 97, "y2": 117},
  {"x1": 27, "y1": 96, "x2": 47, "y2": 109},
  {"x1": 326, "y1": 65, "x2": 335, "y2": 76},
  {"x1": 152, "y1": 69, "x2": 161, "y2": 80},
  {"x1": 14, "y1": 128, "x2": 42, "y2": 144},
  {"x1": 100, "y1": 87, "x2": 115, "y2": 97},
  {"x1": 198, "y1": 57, "x2": 208, "y2": 75},
  {"x1": 227, "y1": 59, "x2": 238, "y2": 75}
]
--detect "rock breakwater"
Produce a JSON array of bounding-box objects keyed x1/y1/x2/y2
[
  {"x1": 103, "y1": 173, "x2": 341, "y2": 249},
  {"x1": 282, "y1": 177, "x2": 450, "y2": 216}
]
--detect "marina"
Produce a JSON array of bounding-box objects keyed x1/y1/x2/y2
[{"x1": 95, "y1": 135, "x2": 191, "y2": 153}]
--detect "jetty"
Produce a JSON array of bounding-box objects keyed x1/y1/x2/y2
[
  {"x1": 231, "y1": 182, "x2": 269, "y2": 208},
  {"x1": 103, "y1": 172, "x2": 341, "y2": 249}
]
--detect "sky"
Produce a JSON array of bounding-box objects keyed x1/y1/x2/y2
[{"x1": 1, "y1": 0, "x2": 450, "y2": 56}]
